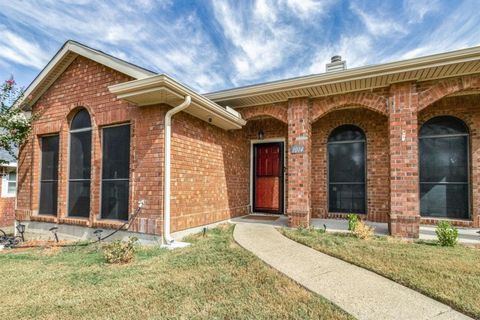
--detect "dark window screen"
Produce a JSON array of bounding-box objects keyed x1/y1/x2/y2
[
  {"x1": 419, "y1": 116, "x2": 469, "y2": 219},
  {"x1": 69, "y1": 131, "x2": 92, "y2": 179},
  {"x1": 70, "y1": 109, "x2": 92, "y2": 130},
  {"x1": 39, "y1": 135, "x2": 59, "y2": 215},
  {"x1": 101, "y1": 125, "x2": 130, "y2": 220},
  {"x1": 328, "y1": 125, "x2": 366, "y2": 213},
  {"x1": 419, "y1": 116, "x2": 468, "y2": 136},
  {"x1": 68, "y1": 181, "x2": 90, "y2": 217},
  {"x1": 68, "y1": 109, "x2": 91, "y2": 217}
]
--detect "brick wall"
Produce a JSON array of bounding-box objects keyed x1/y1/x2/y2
[
  {"x1": 0, "y1": 177, "x2": 15, "y2": 228},
  {"x1": 287, "y1": 98, "x2": 312, "y2": 227},
  {"x1": 170, "y1": 112, "x2": 250, "y2": 231},
  {"x1": 17, "y1": 56, "x2": 251, "y2": 235},
  {"x1": 16, "y1": 54, "x2": 480, "y2": 238},
  {"x1": 388, "y1": 82, "x2": 420, "y2": 238},
  {"x1": 311, "y1": 108, "x2": 390, "y2": 222}
]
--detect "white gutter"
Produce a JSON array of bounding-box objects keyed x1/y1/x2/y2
[
  {"x1": 108, "y1": 74, "x2": 246, "y2": 129},
  {"x1": 163, "y1": 95, "x2": 191, "y2": 244},
  {"x1": 205, "y1": 45, "x2": 480, "y2": 102}
]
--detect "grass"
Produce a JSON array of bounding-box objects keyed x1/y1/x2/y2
[
  {"x1": 281, "y1": 227, "x2": 480, "y2": 319},
  {"x1": 0, "y1": 225, "x2": 352, "y2": 320}
]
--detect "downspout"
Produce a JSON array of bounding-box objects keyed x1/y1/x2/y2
[{"x1": 163, "y1": 95, "x2": 191, "y2": 244}]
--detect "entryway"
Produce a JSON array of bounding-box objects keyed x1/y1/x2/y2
[{"x1": 252, "y1": 141, "x2": 284, "y2": 214}]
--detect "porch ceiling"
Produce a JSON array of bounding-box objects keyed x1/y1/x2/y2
[{"x1": 205, "y1": 46, "x2": 480, "y2": 108}]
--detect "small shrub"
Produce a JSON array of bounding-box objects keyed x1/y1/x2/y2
[
  {"x1": 347, "y1": 214, "x2": 359, "y2": 231},
  {"x1": 435, "y1": 221, "x2": 458, "y2": 247},
  {"x1": 103, "y1": 237, "x2": 138, "y2": 264},
  {"x1": 353, "y1": 221, "x2": 375, "y2": 240}
]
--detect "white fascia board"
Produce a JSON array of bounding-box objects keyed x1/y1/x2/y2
[
  {"x1": 109, "y1": 74, "x2": 246, "y2": 128},
  {"x1": 20, "y1": 41, "x2": 155, "y2": 108},
  {"x1": 205, "y1": 45, "x2": 480, "y2": 101},
  {"x1": 66, "y1": 41, "x2": 155, "y2": 79},
  {"x1": 0, "y1": 162, "x2": 17, "y2": 168}
]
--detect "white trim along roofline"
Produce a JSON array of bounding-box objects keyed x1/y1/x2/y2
[
  {"x1": 0, "y1": 162, "x2": 17, "y2": 168},
  {"x1": 205, "y1": 45, "x2": 480, "y2": 102},
  {"x1": 19, "y1": 40, "x2": 155, "y2": 108},
  {"x1": 19, "y1": 40, "x2": 480, "y2": 117}
]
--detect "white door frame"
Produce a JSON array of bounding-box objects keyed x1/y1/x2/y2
[{"x1": 250, "y1": 138, "x2": 287, "y2": 214}]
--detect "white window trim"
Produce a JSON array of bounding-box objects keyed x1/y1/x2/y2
[{"x1": 1, "y1": 165, "x2": 17, "y2": 198}]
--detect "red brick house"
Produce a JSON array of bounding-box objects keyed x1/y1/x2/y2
[{"x1": 15, "y1": 41, "x2": 480, "y2": 241}]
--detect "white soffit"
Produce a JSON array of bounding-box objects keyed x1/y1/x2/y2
[
  {"x1": 205, "y1": 46, "x2": 480, "y2": 108},
  {"x1": 108, "y1": 74, "x2": 246, "y2": 130}
]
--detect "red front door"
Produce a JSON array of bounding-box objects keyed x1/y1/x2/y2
[{"x1": 254, "y1": 142, "x2": 284, "y2": 213}]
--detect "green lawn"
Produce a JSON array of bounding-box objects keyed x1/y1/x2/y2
[
  {"x1": 281, "y1": 228, "x2": 480, "y2": 319},
  {"x1": 0, "y1": 225, "x2": 351, "y2": 320}
]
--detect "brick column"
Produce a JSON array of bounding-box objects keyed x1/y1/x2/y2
[
  {"x1": 388, "y1": 82, "x2": 420, "y2": 238},
  {"x1": 287, "y1": 97, "x2": 311, "y2": 227}
]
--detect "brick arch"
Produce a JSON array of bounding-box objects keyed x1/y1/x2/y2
[
  {"x1": 240, "y1": 103, "x2": 288, "y2": 124},
  {"x1": 310, "y1": 92, "x2": 388, "y2": 123},
  {"x1": 60, "y1": 104, "x2": 97, "y2": 133},
  {"x1": 66, "y1": 104, "x2": 95, "y2": 126},
  {"x1": 418, "y1": 74, "x2": 480, "y2": 111}
]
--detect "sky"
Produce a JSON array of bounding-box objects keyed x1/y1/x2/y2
[{"x1": 0, "y1": 0, "x2": 480, "y2": 93}]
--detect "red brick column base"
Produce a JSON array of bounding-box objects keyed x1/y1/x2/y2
[
  {"x1": 288, "y1": 211, "x2": 310, "y2": 228},
  {"x1": 389, "y1": 214, "x2": 420, "y2": 238}
]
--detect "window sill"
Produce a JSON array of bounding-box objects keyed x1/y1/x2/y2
[
  {"x1": 1, "y1": 194, "x2": 16, "y2": 198},
  {"x1": 31, "y1": 215, "x2": 58, "y2": 223},
  {"x1": 420, "y1": 217, "x2": 473, "y2": 227},
  {"x1": 58, "y1": 217, "x2": 90, "y2": 226},
  {"x1": 328, "y1": 212, "x2": 367, "y2": 217},
  {"x1": 92, "y1": 220, "x2": 128, "y2": 230}
]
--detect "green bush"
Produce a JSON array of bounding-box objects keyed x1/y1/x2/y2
[
  {"x1": 103, "y1": 237, "x2": 138, "y2": 264},
  {"x1": 347, "y1": 214, "x2": 359, "y2": 231},
  {"x1": 435, "y1": 221, "x2": 458, "y2": 247}
]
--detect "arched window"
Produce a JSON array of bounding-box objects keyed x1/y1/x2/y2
[
  {"x1": 328, "y1": 125, "x2": 366, "y2": 213},
  {"x1": 68, "y1": 109, "x2": 92, "y2": 217},
  {"x1": 419, "y1": 116, "x2": 469, "y2": 219}
]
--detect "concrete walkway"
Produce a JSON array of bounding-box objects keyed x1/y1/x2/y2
[{"x1": 233, "y1": 223, "x2": 472, "y2": 320}]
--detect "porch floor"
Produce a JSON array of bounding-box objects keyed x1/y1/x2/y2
[{"x1": 231, "y1": 215, "x2": 480, "y2": 245}]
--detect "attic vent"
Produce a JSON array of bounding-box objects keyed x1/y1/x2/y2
[{"x1": 326, "y1": 55, "x2": 346, "y2": 73}]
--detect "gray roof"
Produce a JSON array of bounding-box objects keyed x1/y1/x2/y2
[{"x1": 0, "y1": 148, "x2": 17, "y2": 163}]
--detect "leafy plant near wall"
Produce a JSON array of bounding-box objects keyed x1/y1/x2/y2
[
  {"x1": 0, "y1": 77, "x2": 33, "y2": 165},
  {"x1": 435, "y1": 221, "x2": 458, "y2": 247},
  {"x1": 102, "y1": 237, "x2": 139, "y2": 264},
  {"x1": 346, "y1": 213, "x2": 359, "y2": 231},
  {"x1": 353, "y1": 220, "x2": 375, "y2": 240}
]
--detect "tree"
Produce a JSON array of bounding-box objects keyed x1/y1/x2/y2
[{"x1": 0, "y1": 77, "x2": 33, "y2": 164}]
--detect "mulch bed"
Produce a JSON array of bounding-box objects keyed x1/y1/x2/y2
[{"x1": 0, "y1": 239, "x2": 77, "y2": 254}]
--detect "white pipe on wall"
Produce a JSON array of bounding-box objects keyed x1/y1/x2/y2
[{"x1": 163, "y1": 95, "x2": 191, "y2": 244}]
